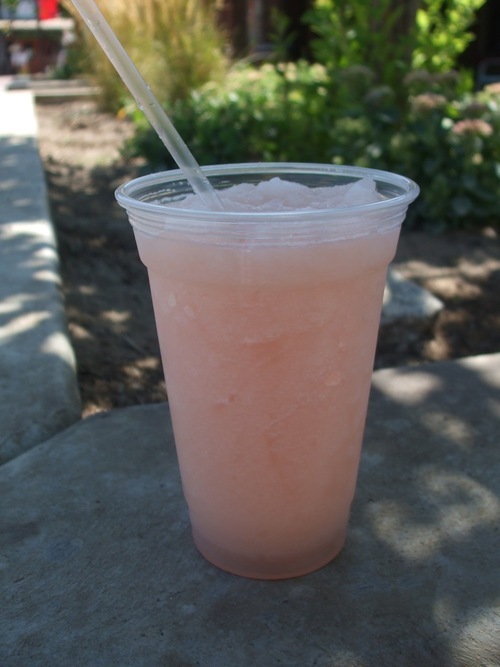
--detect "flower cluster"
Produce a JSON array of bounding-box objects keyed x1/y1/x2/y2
[
  {"x1": 452, "y1": 119, "x2": 494, "y2": 137},
  {"x1": 411, "y1": 93, "x2": 448, "y2": 113},
  {"x1": 484, "y1": 82, "x2": 500, "y2": 96}
]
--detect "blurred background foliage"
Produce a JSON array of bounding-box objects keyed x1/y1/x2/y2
[
  {"x1": 63, "y1": 0, "x2": 500, "y2": 231},
  {"x1": 61, "y1": 0, "x2": 228, "y2": 109}
]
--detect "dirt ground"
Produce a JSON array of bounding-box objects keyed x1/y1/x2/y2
[{"x1": 36, "y1": 100, "x2": 500, "y2": 416}]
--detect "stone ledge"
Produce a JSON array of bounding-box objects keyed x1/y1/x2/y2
[
  {"x1": 0, "y1": 88, "x2": 81, "y2": 464},
  {"x1": 381, "y1": 267, "x2": 444, "y2": 341}
]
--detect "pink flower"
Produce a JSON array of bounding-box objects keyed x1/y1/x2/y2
[
  {"x1": 411, "y1": 93, "x2": 447, "y2": 112},
  {"x1": 404, "y1": 70, "x2": 432, "y2": 86},
  {"x1": 484, "y1": 82, "x2": 500, "y2": 95},
  {"x1": 452, "y1": 119, "x2": 494, "y2": 137}
]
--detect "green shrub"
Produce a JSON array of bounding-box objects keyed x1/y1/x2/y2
[
  {"x1": 305, "y1": 0, "x2": 486, "y2": 89},
  {"x1": 390, "y1": 84, "x2": 500, "y2": 229},
  {"x1": 126, "y1": 62, "x2": 500, "y2": 231},
  {"x1": 127, "y1": 61, "x2": 397, "y2": 167},
  {"x1": 122, "y1": 0, "x2": 498, "y2": 231},
  {"x1": 413, "y1": 0, "x2": 486, "y2": 72},
  {"x1": 127, "y1": 62, "x2": 335, "y2": 166},
  {"x1": 305, "y1": 0, "x2": 412, "y2": 91}
]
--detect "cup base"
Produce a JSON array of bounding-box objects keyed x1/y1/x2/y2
[{"x1": 192, "y1": 527, "x2": 347, "y2": 580}]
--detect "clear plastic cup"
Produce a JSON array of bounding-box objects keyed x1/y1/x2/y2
[{"x1": 116, "y1": 163, "x2": 418, "y2": 579}]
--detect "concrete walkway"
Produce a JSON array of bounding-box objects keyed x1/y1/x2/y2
[
  {"x1": 2, "y1": 354, "x2": 499, "y2": 666},
  {"x1": 0, "y1": 80, "x2": 81, "y2": 463},
  {"x1": 1, "y1": 83, "x2": 499, "y2": 665}
]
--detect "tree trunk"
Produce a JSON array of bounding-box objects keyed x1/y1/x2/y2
[
  {"x1": 279, "y1": 0, "x2": 314, "y2": 60},
  {"x1": 398, "y1": 0, "x2": 421, "y2": 35},
  {"x1": 395, "y1": 0, "x2": 422, "y2": 66},
  {"x1": 218, "y1": 0, "x2": 248, "y2": 57}
]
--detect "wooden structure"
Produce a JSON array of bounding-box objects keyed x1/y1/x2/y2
[
  {"x1": 0, "y1": 1, "x2": 73, "y2": 74},
  {"x1": 217, "y1": 0, "x2": 312, "y2": 58}
]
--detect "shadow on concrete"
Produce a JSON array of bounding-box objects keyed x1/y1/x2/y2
[
  {"x1": 346, "y1": 357, "x2": 500, "y2": 665},
  {"x1": 0, "y1": 135, "x2": 80, "y2": 463},
  {"x1": 41, "y1": 156, "x2": 166, "y2": 414},
  {"x1": 173, "y1": 357, "x2": 499, "y2": 666},
  {"x1": 1, "y1": 355, "x2": 498, "y2": 664}
]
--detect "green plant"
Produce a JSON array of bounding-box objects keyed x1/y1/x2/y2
[
  {"x1": 387, "y1": 84, "x2": 500, "y2": 229},
  {"x1": 305, "y1": 0, "x2": 486, "y2": 95},
  {"x1": 305, "y1": 0, "x2": 411, "y2": 90},
  {"x1": 126, "y1": 58, "x2": 500, "y2": 231},
  {"x1": 62, "y1": 0, "x2": 228, "y2": 111},
  {"x1": 413, "y1": 0, "x2": 486, "y2": 72},
  {"x1": 126, "y1": 62, "x2": 336, "y2": 167}
]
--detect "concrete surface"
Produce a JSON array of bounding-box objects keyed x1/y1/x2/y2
[
  {"x1": 382, "y1": 267, "x2": 444, "y2": 337},
  {"x1": 1, "y1": 353, "x2": 499, "y2": 666},
  {"x1": 29, "y1": 78, "x2": 100, "y2": 102},
  {"x1": 4, "y1": 76, "x2": 99, "y2": 100},
  {"x1": 0, "y1": 85, "x2": 81, "y2": 463}
]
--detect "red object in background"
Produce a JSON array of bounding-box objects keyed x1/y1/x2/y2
[{"x1": 38, "y1": 0, "x2": 58, "y2": 20}]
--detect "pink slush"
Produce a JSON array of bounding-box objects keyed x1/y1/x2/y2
[{"x1": 116, "y1": 164, "x2": 418, "y2": 579}]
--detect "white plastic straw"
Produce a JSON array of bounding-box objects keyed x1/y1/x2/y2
[{"x1": 70, "y1": 0, "x2": 223, "y2": 210}]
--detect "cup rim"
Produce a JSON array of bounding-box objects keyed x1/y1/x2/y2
[{"x1": 115, "y1": 162, "x2": 419, "y2": 222}]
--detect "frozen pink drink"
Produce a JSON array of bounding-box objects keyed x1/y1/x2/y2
[{"x1": 116, "y1": 163, "x2": 418, "y2": 579}]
